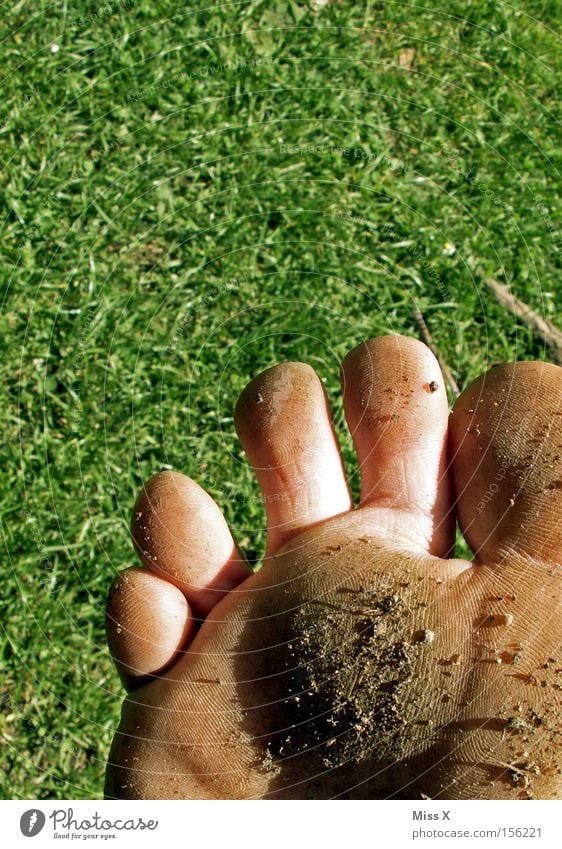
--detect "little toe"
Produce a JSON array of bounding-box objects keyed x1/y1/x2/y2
[
  {"x1": 131, "y1": 470, "x2": 250, "y2": 617},
  {"x1": 106, "y1": 568, "x2": 195, "y2": 690},
  {"x1": 341, "y1": 335, "x2": 454, "y2": 556},
  {"x1": 234, "y1": 362, "x2": 352, "y2": 557}
]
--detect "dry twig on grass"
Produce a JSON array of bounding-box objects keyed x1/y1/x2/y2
[
  {"x1": 485, "y1": 277, "x2": 562, "y2": 365},
  {"x1": 413, "y1": 308, "x2": 460, "y2": 397}
]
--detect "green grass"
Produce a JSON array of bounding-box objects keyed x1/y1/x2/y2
[{"x1": 0, "y1": 0, "x2": 560, "y2": 798}]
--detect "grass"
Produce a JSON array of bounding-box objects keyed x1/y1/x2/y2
[{"x1": 0, "y1": 0, "x2": 560, "y2": 798}]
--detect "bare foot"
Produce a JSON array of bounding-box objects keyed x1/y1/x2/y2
[{"x1": 105, "y1": 335, "x2": 561, "y2": 799}]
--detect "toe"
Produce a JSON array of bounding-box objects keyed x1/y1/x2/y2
[
  {"x1": 449, "y1": 360, "x2": 562, "y2": 565},
  {"x1": 131, "y1": 470, "x2": 250, "y2": 617},
  {"x1": 106, "y1": 568, "x2": 195, "y2": 690},
  {"x1": 234, "y1": 362, "x2": 352, "y2": 556},
  {"x1": 341, "y1": 335, "x2": 454, "y2": 556}
]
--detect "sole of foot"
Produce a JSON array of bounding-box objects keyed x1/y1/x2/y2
[{"x1": 105, "y1": 336, "x2": 561, "y2": 799}]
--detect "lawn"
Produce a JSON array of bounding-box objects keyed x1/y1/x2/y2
[{"x1": 0, "y1": 0, "x2": 560, "y2": 798}]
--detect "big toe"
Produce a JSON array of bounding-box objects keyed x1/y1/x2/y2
[{"x1": 450, "y1": 360, "x2": 562, "y2": 565}]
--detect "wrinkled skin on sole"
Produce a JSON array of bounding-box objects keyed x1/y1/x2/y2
[
  {"x1": 106, "y1": 519, "x2": 560, "y2": 800},
  {"x1": 105, "y1": 348, "x2": 561, "y2": 800}
]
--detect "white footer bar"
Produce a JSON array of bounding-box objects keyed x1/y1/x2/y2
[{"x1": 2, "y1": 799, "x2": 560, "y2": 849}]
